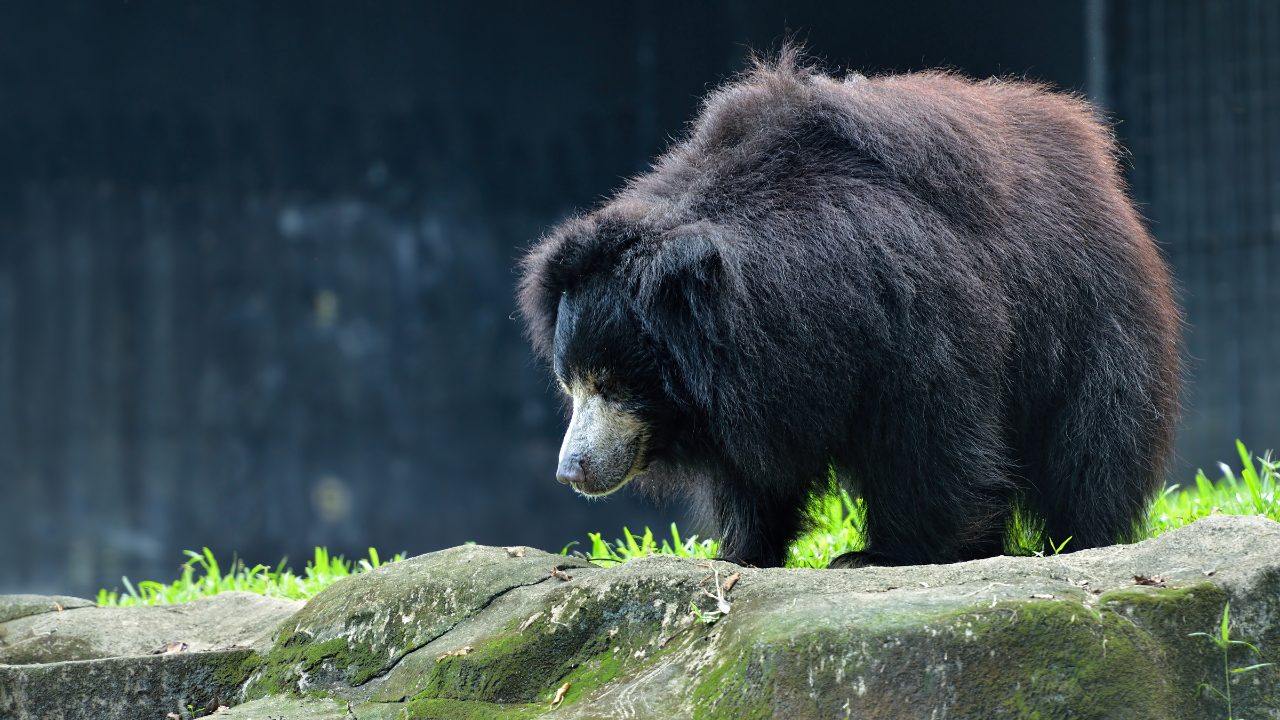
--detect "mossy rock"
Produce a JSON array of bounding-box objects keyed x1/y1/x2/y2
[
  {"x1": 333, "y1": 516, "x2": 1280, "y2": 718},
  {"x1": 5, "y1": 516, "x2": 1280, "y2": 719},
  {"x1": 0, "y1": 648, "x2": 259, "y2": 719},
  {"x1": 245, "y1": 544, "x2": 595, "y2": 696}
]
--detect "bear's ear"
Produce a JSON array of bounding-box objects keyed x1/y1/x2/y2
[
  {"x1": 517, "y1": 215, "x2": 604, "y2": 361},
  {"x1": 634, "y1": 224, "x2": 743, "y2": 404}
]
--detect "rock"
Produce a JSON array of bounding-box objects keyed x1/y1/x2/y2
[
  {"x1": 0, "y1": 648, "x2": 258, "y2": 720},
  {"x1": 0, "y1": 591, "x2": 303, "y2": 664},
  {"x1": 0, "y1": 595, "x2": 95, "y2": 624},
  {"x1": 4, "y1": 515, "x2": 1280, "y2": 719},
  {"x1": 252, "y1": 515, "x2": 1280, "y2": 719},
  {"x1": 245, "y1": 544, "x2": 596, "y2": 692},
  {"x1": 203, "y1": 695, "x2": 359, "y2": 718},
  {"x1": 0, "y1": 591, "x2": 303, "y2": 720}
]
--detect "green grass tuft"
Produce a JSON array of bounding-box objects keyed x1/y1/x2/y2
[
  {"x1": 568, "y1": 523, "x2": 721, "y2": 566},
  {"x1": 95, "y1": 546, "x2": 404, "y2": 607},
  {"x1": 1149, "y1": 440, "x2": 1280, "y2": 536},
  {"x1": 99, "y1": 441, "x2": 1280, "y2": 605},
  {"x1": 785, "y1": 486, "x2": 867, "y2": 568}
]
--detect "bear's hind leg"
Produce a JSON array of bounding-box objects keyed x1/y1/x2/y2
[
  {"x1": 851, "y1": 432, "x2": 1012, "y2": 566},
  {"x1": 1033, "y1": 375, "x2": 1172, "y2": 551}
]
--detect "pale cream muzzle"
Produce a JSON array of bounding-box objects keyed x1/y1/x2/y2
[{"x1": 556, "y1": 383, "x2": 649, "y2": 497}]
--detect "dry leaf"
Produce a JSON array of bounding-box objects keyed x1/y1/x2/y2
[
  {"x1": 551, "y1": 567, "x2": 573, "y2": 581},
  {"x1": 721, "y1": 572, "x2": 741, "y2": 594},
  {"x1": 504, "y1": 546, "x2": 526, "y2": 558},
  {"x1": 1133, "y1": 574, "x2": 1167, "y2": 587},
  {"x1": 153, "y1": 642, "x2": 188, "y2": 655},
  {"x1": 436, "y1": 646, "x2": 474, "y2": 662},
  {"x1": 551, "y1": 681, "x2": 571, "y2": 707}
]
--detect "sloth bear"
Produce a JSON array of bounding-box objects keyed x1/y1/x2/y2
[{"x1": 518, "y1": 50, "x2": 1182, "y2": 569}]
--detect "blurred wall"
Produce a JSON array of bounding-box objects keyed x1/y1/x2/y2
[
  {"x1": 1109, "y1": 0, "x2": 1280, "y2": 479},
  {"x1": 0, "y1": 0, "x2": 1124, "y2": 595}
]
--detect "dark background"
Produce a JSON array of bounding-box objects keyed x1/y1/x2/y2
[{"x1": 1, "y1": 1, "x2": 1276, "y2": 596}]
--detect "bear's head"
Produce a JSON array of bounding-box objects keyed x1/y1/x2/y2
[{"x1": 519, "y1": 212, "x2": 744, "y2": 497}]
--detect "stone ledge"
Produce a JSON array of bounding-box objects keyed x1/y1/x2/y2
[
  {"x1": 0, "y1": 590, "x2": 302, "y2": 665},
  {"x1": 0, "y1": 648, "x2": 257, "y2": 720},
  {"x1": 3, "y1": 515, "x2": 1279, "y2": 719}
]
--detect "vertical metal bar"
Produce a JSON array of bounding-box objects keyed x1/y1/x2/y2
[{"x1": 1086, "y1": 0, "x2": 1110, "y2": 108}]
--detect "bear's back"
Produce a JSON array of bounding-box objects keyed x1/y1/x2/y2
[{"x1": 628, "y1": 57, "x2": 1132, "y2": 254}]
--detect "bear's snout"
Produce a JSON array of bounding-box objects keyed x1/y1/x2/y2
[
  {"x1": 556, "y1": 453, "x2": 584, "y2": 486},
  {"x1": 556, "y1": 387, "x2": 649, "y2": 497}
]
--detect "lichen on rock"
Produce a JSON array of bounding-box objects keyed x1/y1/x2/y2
[
  {"x1": 4, "y1": 515, "x2": 1280, "y2": 720},
  {"x1": 245, "y1": 544, "x2": 596, "y2": 696}
]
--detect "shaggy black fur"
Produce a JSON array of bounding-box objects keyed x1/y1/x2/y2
[{"x1": 518, "y1": 49, "x2": 1182, "y2": 568}]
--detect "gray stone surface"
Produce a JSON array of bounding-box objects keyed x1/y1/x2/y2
[
  {"x1": 245, "y1": 544, "x2": 596, "y2": 689},
  {"x1": 4, "y1": 516, "x2": 1280, "y2": 720},
  {"x1": 0, "y1": 595, "x2": 95, "y2": 625},
  {"x1": 255, "y1": 515, "x2": 1280, "y2": 719},
  {"x1": 0, "y1": 649, "x2": 256, "y2": 720},
  {"x1": 0, "y1": 590, "x2": 302, "y2": 665},
  {"x1": 212, "y1": 695, "x2": 364, "y2": 719}
]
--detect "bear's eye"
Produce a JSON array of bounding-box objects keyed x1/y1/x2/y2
[{"x1": 595, "y1": 374, "x2": 625, "y2": 402}]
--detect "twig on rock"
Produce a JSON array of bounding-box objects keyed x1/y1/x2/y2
[{"x1": 695, "y1": 564, "x2": 732, "y2": 615}]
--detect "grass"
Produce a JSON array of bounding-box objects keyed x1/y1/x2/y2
[
  {"x1": 97, "y1": 441, "x2": 1280, "y2": 605},
  {"x1": 1188, "y1": 602, "x2": 1275, "y2": 720},
  {"x1": 95, "y1": 546, "x2": 403, "y2": 607},
  {"x1": 1150, "y1": 441, "x2": 1279, "y2": 537}
]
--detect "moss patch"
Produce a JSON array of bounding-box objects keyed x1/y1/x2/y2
[
  {"x1": 1098, "y1": 582, "x2": 1280, "y2": 715},
  {"x1": 246, "y1": 628, "x2": 378, "y2": 698},
  {"x1": 957, "y1": 600, "x2": 1173, "y2": 718},
  {"x1": 402, "y1": 579, "x2": 709, "y2": 710},
  {"x1": 212, "y1": 648, "x2": 264, "y2": 689},
  {"x1": 247, "y1": 545, "x2": 596, "y2": 698},
  {"x1": 690, "y1": 643, "x2": 773, "y2": 720},
  {"x1": 687, "y1": 592, "x2": 1225, "y2": 719}
]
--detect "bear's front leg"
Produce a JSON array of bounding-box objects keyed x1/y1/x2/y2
[{"x1": 709, "y1": 475, "x2": 814, "y2": 568}]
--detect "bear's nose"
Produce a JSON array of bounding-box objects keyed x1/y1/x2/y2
[{"x1": 556, "y1": 454, "x2": 585, "y2": 486}]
